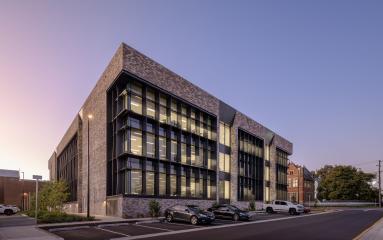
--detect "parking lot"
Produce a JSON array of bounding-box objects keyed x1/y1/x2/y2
[{"x1": 46, "y1": 212, "x2": 301, "y2": 240}]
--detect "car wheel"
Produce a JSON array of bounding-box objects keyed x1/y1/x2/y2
[
  {"x1": 190, "y1": 216, "x2": 198, "y2": 225},
  {"x1": 4, "y1": 209, "x2": 13, "y2": 216},
  {"x1": 166, "y1": 214, "x2": 173, "y2": 222},
  {"x1": 266, "y1": 207, "x2": 273, "y2": 214},
  {"x1": 233, "y1": 213, "x2": 239, "y2": 221},
  {"x1": 289, "y1": 208, "x2": 296, "y2": 215}
]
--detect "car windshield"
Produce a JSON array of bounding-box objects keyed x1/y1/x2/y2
[
  {"x1": 228, "y1": 205, "x2": 240, "y2": 211},
  {"x1": 188, "y1": 206, "x2": 204, "y2": 213}
]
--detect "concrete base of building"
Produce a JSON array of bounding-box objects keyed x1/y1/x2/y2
[
  {"x1": 122, "y1": 197, "x2": 216, "y2": 218},
  {"x1": 62, "y1": 202, "x2": 79, "y2": 214},
  {"x1": 232, "y1": 201, "x2": 264, "y2": 210}
]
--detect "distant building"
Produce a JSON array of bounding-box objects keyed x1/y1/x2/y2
[
  {"x1": 0, "y1": 169, "x2": 45, "y2": 210},
  {"x1": 287, "y1": 163, "x2": 315, "y2": 205}
]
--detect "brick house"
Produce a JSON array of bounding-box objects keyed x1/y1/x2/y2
[
  {"x1": 287, "y1": 162, "x2": 315, "y2": 205},
  {"x1": 0, "y1": 169, "x2": 45, "y2": 210}
]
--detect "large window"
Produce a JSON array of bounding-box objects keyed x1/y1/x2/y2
[
  {"x1": 276, "y1": 148, "x2": 289, "y2": 200},
  {"x1": 181, "y1": 106, "x2": 187, "y2": 131},
  {"x1": 146, "y1": 133, "x2": 155, "y2": 158},
  {"x1": 125, "y1": 158, "x2": 142, "y2": 195},
  {"x1": 130, "y1": 129, "x2": 142, "y2": 155},
  {"x1": 57, "y1": 135, "x2": 78, "y2": 202},
  {"x1": 190, "y1": 171, "x2": 196, "y2": 197},
  {"x1": 131, "y1": 95, "x2": 142, "y2": 115},
  {"x1": 219, "y1": 180, "x2": 230, "y2": 200},
  {"x1": 190, "y1": 110, "x2": 196, "y2": 133},
  {"x1": 191, "y1": 139, "x2": 197, "y2": 165},
  {"x1": 219, "y1": 122, "x2": 231, "y2": 147},
  {"x1": 146, "y1": 89, "x2": 156, "y2": 118},
  {"x1": 146, "y1": 161, "x2": 155, "y2": 195},
  {"x1": 207, "y1": 174, "x2": 217, "y2": 199},
  {"x1": 181, "y1": 143, "x2": 187, "y2": 164},
  {"x1": 159, "y1": 163, "x2": 166, "y2": 196},
  {"x1": 171, "y1": 140, "x2": 177, "y2": 161},
  {"x1": 170, "y1": 165, "x2": 177, "y2": 196},
  {"x1": 238, "y1": 130, "x2": 264, "y2": 201},
  {"x1": 219, "y1": 153, "x2": 230, "y2": 173},
  {"x1": 159, "y1": 137, "x2": 166, "y2": 160},
  {"x1": 180, "y1": 167, "x2": 187, "y2": 197}
]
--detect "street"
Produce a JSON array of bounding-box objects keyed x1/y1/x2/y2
[
  {"x1": 131, "y1": 209, "x2": 383, "y2": 240},
  {"x1": 47, "y1": 209, "x2": 383, "y2": 240},
  {"x1": 0, "y1": 215, "x2": 35, "y2": 228}
]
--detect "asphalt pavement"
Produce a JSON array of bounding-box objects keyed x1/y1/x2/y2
[
  {"x1": 0, "y1": 214, "x2": 36, "y2": 227},
  {"x1": 126, "y1": 209, "x2": 383, "y2": 240}
]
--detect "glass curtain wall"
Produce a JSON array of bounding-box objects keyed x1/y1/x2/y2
[
  {"x1": 238, "y1": 130, "x2": 264, "y2": 201},
  {"x1": 107, "y1": 76, "x2": 217, "y2": 200}
]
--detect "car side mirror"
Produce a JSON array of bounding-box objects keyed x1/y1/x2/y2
[{"x1": 185, "y1": 209, "x2": 189, "y2": 213}]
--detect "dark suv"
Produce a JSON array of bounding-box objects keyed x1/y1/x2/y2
[
  {"x1": 165, "y1": 205, "x2": 215, "y2": 225},
  {"x1": 208, "y1": 204, "x2": 250, "y2": 221}
]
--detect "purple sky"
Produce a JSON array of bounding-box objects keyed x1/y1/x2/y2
[{"x1": 0, "y1": 0, "x2": 382, "y2": 180}]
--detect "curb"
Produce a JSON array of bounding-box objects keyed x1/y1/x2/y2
[{"x1": 39, "y1": 217, "x2": 164, "y2": 231}]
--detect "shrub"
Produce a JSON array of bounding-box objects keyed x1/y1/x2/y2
[
  {"x1": 248, "y1": 201, "x2": 256, "y2": 211},
  {"x1": 211, "y1": 202, "x2": 220, "y2": 208},
  {"x1": 148, "y1": 200, "x2": 161, "y2": 217},
  {"x1": 24, "y1": 210, "x2": 94, "y2": 223}
]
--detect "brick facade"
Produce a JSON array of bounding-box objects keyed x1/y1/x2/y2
[
  {"x1": 287, "y1": 162, "x2": 315, "y2": 205},
  {"x1": 0, "y1": 175, "x2": 45, "y2": 210}
]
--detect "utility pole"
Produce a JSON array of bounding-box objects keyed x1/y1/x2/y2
[{"x1": 379, "y1": 160, "x2": 382, "y2": 208}]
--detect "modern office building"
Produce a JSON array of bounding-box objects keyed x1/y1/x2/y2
[
  {"x1": 287, "y1": 162, "x2": 315, "y2": 205},
  {"x1": 48, "y1": 43, "x2": 292, "y2": 217}
]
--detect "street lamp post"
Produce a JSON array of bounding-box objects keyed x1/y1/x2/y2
[
  {"x1": 87, "y1": 114, "x2": 93, "y2": 219},
  {"x1": 20, "y1": 171, "x2": 24, "y2": 211}
]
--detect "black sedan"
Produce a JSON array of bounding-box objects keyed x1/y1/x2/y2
[
  {"x1": 164, "y1": 205, "x2": 215, "y2": 225},
  {"x1": 208, "y1": 204, "x2": 250, "y2": 221}
]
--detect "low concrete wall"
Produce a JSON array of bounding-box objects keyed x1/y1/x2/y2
[
  {"x1": 122, "y1": 197, "x2": 216, "y2": 218},
  {"x1": 106, "y1": 196, "x2": 123, "y2": 217},
  {"x1": 233, "y1": 201, "x2": 264, "y2": 210},
  {"x1": 63, "y1": 202, "x2": 79, "y2": 214}
]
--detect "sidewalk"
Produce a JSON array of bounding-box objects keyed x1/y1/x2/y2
[
  {"x1": 0, "y1": 225, "x2": 62, "y2": 240},
  {"x1": 0, "y1": 214, "x2": 163, "y2": 240},
  {"x1": 356, "y1": 217, "x2": 383, "y2": 240}
]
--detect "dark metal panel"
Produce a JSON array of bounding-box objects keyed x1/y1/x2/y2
[{"x1": 219, "y1": 101, "x2": 236, "y2": 124}]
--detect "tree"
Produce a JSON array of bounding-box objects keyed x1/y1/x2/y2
[
  {"x1": 315, "y1": 165, "x2": 379, "y2": 201},
  {"x1": 38, "y1": 180, "x2": 69, "y2": 212}
]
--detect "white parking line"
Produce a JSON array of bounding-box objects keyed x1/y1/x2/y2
[
  {"x1": 133, "y1": 224, "x2": 172, "y2": 232},
  {"x1": 161, "y1": 222, "x2": 202, "y2": 228},
  {"x1": 98, "y1": 223, "x2": 131, "y2": 228},
  {"x1": 49, "y1": 226, "x2": 90, "y2": 232},
  {"x1": 96, "y1": 226, "x2": 130, "y2": 237},
  {"x1": 111, "y1": 211, "x2": 334, "y2": 240}
]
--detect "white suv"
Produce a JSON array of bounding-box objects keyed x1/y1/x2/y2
[
  {"x1": 0, "y1": 204, "x2": 19, "y2": 215},
  {"x1": 264, "y1": 200, "x2": 304, "y2": 215}
]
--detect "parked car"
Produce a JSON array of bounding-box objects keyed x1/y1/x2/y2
[
  {"x1": 264, "y1": 200, "x2": 304, "y2": 215},
  {"x1": 0, "y1": 204, "x2": 19, "y2": 215},
  {"x1": 165, "y1": 205, "x2": 215, "y2": 225},
  {"x1": 208, "y1": 204, "x2": 250, "y2": 221}
]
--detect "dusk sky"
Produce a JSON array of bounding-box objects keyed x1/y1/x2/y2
[{"x1": 0, "y1": 0, "x2": 382, "y2": 180}]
